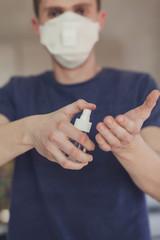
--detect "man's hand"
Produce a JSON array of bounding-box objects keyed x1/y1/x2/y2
[
  {"x1": 25, "y1": 100, "x2": 96, "y2": 170},
  {"x1": 95, "y1": 90, "x2": 160, "y2": 157}
]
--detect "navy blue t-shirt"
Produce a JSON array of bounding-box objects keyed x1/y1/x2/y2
[{"x1": 0, "y1": 68, "x2": 160, "y2": 240}]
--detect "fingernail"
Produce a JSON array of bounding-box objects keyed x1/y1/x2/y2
[
  {"x1": 118, "y1": 116, "x2": 123, "y2": 122},
  {"x1": 107, "y1": 118, "x2": 112, "y2": 124},
  {"x1": 91, "y1": 145, "x2": 95, "y2": 151}
]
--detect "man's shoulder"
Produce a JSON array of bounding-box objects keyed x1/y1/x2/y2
[
  {"x1": 104, "y1": 67, "x2": 151, "y2": 81},
  {"x1": 10, "y1": 71, "x2": 51, "y2": 87},
  {"x1": 102, "y1": 67, "x2": 155, "y2": 90}
]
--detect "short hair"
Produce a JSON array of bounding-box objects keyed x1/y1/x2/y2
[{"x1": 33, "y1": 0, "x2": 101, "y2": 17}]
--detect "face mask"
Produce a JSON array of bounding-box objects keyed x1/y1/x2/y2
[{"x1": 39, "y1": 11, "x2": 100, "y2": 69}]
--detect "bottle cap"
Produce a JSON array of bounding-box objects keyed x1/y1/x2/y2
[{"x1": 74, "y1": 109, "x2": 92, "y2": 133}]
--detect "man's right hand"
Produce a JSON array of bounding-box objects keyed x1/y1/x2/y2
[{"x1": 25, "y1": 100, "x2": 96, "y2": 170}]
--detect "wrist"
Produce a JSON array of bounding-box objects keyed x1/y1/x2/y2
[{"x1": 21, "y1": 115, "x2": 40, "y2": 147}]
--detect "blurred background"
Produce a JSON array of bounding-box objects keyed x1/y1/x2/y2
[{"x1": 0, "y1": 0, "x2": 160, "y2": 239}]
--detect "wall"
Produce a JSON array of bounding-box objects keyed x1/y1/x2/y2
[{"x1": 0, "y1": 0, "x2": 160, "y2": 87}]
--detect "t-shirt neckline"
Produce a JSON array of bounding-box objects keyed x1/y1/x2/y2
[{"x1": 47, "y1": 67, "x2": 106, "y2": 89}]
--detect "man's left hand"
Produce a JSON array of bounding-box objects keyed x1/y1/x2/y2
[{"x1": 96, "y1": 90, "x2": 160, "y2": 156}]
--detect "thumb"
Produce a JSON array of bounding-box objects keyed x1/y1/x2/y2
[
  {"x1": 137, "y1": 90, "x2": 160, "y2": 121},
  {"x1": 61, "y1": 99, "x2": 96, "y2": 120}
]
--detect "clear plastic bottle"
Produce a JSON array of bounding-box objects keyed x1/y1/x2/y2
[{"x1": 68, "y1": 109, "x2": 92, "y2": 162}]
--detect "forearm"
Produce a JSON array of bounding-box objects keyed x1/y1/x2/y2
[
  {"x1": 0, "y1": 117, "x2": 34, "y2": 166},
  {"x1": 114, "y1": 134, "x2": 160, "y2": 201}
]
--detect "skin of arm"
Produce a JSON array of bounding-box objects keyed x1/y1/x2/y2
[
  {"x1": 0, "y1": 116, "x2": 33, "y2": 166},
  {"x1": 0, "y1": 100, "x2": 96, "y2": 170},
  {"x1": 96, "y1": 90, "x2": 160, "y2": 201}
]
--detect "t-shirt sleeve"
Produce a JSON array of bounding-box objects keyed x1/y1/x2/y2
[
  {"x1": 0, "y1": 78, "x2": 16, "y2": 122},
  {"x1": 137, "y1": 74, "x2": 160, "y2": 129}
]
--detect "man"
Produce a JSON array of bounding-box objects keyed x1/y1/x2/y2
[{"x1": 0, "y1": 0, "x2": 160, "y2": 239}]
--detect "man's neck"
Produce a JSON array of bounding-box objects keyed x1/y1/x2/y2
[{"x1": 52, "y1": 50, "x2": 102, "y2": 85}]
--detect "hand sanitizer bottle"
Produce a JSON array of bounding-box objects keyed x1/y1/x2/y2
[{"x1": 68, "y1": 109, "x2": 92, "y2": 162}]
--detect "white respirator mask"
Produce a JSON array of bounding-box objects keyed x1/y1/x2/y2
[{"x1": 39, "y1": 11, "x2": 100, "y2": 69}]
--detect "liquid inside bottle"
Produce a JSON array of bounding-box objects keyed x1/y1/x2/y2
[{"x1": 68, "y1": 141, "x2": 86, "y2": 162}]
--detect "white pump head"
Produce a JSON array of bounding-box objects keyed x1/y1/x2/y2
[{"x1": 74, "y1": 109, "x2": 92, "y2": 133}]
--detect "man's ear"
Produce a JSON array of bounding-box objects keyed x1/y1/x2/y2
[
  {"x1": 31, "y1": 17, "x2": 40, "y2": 37},
  {"x1": 98, "y1": 10, "x2": 106, "y2": 31}
]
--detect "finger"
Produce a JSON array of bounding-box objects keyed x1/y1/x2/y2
[
  {"x1": 56, "y1": 121, "x2": 95, "y2": 151},
  {"x1": 136, "y1": 90, "x2": 160, "y2": 121},
  {"x1": 45, "y1": 143, "x2": 89, "y2": 170},
  {"x1": 60, "y1": 139, "x2": 93, "y2": 163},
  {"x1": 115, "y1": 115, "x2": 139, "y2": 135},
  {"x1": 62, "y1": 99, "x2": 96, "y2": 120},
  {"x1": 96, "y1": 122, "x2": 121, "y2": 148},
  {"x1": 48, "y1": 131, "x2": 93, "y2": 163},
  {"x1": 104, "y1": 116, "x2": 133, "y2": 144},
  {"x1": 62, "y1": 157, "x2": 89, "y2": 170},
  {"x1": 95, "y1": 133, "x2": 111, "y2": 152}
]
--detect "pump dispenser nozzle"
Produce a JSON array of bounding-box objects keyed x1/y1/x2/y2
[{"x1": 74, "y1": 109, "x2": 92, "y2": 133}]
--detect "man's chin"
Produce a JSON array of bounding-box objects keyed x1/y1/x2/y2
[{"x1": 50, "y1": 55, "x2": 91, "y2": 71}]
